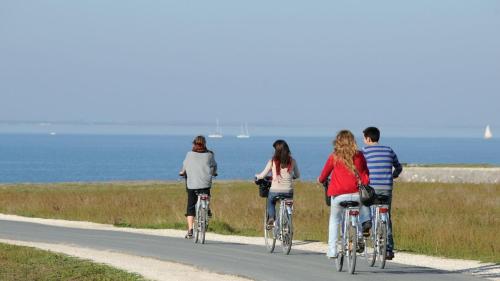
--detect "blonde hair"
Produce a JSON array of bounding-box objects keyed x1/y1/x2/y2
[{"x1": 333, "y1": 130, "x2": 358, "y2": 174}]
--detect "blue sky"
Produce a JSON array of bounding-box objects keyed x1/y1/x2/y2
[{"x1": 1, "y1": 1, "x2": 499, "y2": 137}]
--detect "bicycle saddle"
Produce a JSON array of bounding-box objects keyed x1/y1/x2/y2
[
  {"x1": 374, "y1": 195, "x2": 391, "y2": 204},
  {"x1": 194, "y1": 190, "x2": 210, "y2": 196},
  {"x1": 274, "y1": 194, "x2": 293, "y2": 200},
  {"x1": 339, "y1": 201, "x2": 359, "y2": 208}
]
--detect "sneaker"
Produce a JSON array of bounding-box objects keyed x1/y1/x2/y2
[
  {"x1": 386, "y1": 251, "x2": 394, "y2": 260},
  {"x1": 266, "y1": 218, "x2": 274, "y2": 230},
  {"x1": 362, "y1": 221, "x2": 372, "y2": 237},
  {"x1": 184, "y1": 229, "x2": 193, "y2": 239},
  {"x1": 357, "y1": 240, "x2": 365, "y2": 253},
  {"x1": 327, "y1": 253, "x2": 338, "y2": 259}
]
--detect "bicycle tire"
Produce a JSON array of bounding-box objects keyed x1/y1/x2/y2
[
  {"x1": 364, "y1": 221, "x2": 376, "y2": 267},
  {"x1": 335, "y1": 241, "x2": 344, "y2": 272},
  {"x1": 281, "y1": 209, "x2": 293, "y2": 255},
  {"x1": 264, "y1": 201, "x2": 276, "y2": 253},
  {"x1": 200, "y1": 205, "x2": 207, "y2": 244},
  {"x1": 347, "y1": 221, "x2": 357, "y2": 274},
  {"x1": 378, "y1": 221, "x2": 387, "y2": 269},
  {"x1": 335, "y1": 219, "x2": 344, "y2": 272}
]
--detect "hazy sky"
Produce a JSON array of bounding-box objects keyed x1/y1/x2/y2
[{"x1": 1, "y1": 1, "x2": 499, "y2": 136}]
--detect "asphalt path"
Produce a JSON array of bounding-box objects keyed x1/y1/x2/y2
[{"x1": 0, "y1": 220, "x2": 483, "y2": 281}]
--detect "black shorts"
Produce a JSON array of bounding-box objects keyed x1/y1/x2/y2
[{"x1": 185, "y1": 188, "x2": 211, "y2": 217}]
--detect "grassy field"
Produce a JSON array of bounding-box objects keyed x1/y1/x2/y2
[
  {"x1": 0, "y1": 243, "x2": 148, "y2": 281},
  {"x1": 0, "y1": 181, "x2": 498, "y2": 263}
]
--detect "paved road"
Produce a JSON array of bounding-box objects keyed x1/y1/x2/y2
[{"x1": 0, "y1": 220, "x2": 483, "y2": 281}]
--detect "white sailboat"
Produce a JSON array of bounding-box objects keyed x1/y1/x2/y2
[
  {"x1": 484, "y1": 125, "x2": 493, "y2": 139},
  {"x1": 236, "y1": 123, "x2": 250, "y2": 138},
  {"x1": 208, "y1": 119, "x2": 223, "y2": 138}
]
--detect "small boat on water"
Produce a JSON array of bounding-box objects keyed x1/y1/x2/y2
[
  {"x1": 484, "y1": 125, "x2": 493, "y2": 139},
  {"x1": 208, "y1": 119, "x2": 223, "y2": 138},
  {"x1": 236, "y1": 123, "x2": 250, "y2": 139}
]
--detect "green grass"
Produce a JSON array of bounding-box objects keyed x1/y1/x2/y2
[
  {"x1": 0, "y1": 181, "x2": 498, "y2": 263},
  {"x1": 0, "y1": 243, "x2": 149, "y2": 281}
]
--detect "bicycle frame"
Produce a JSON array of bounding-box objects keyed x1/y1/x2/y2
[
  {"x1": 370, "y1": 203, "x2": 390, "y2": 268},
  {"x1": 277, "y1": 198, "x2": 294, "y2": 255},
  {"x1": 194, "y1": 192, "x2": 210, "y2": 244},
  {"x1": 336, "y1": 204, "x2": 360, "y2": 274},
  {"x1": 264, "y1": 195, "x2": 293, "y2": 255}
]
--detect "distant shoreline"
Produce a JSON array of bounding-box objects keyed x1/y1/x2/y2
[{"x1": 0, "y1": 166, "x2": 499, "y2": 185}]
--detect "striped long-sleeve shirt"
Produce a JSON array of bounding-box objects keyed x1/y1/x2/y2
[{"x1": 362, "y1": 145, "x2": 403, "y2": 192}]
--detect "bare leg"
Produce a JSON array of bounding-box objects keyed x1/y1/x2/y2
[{"x1": 187, "y1": 216, "x2": 194, "y2": 231}]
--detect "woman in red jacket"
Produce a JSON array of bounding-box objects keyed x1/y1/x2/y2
[{"x1": 317, "y1": 130, "x2": 370, "y2": 258}]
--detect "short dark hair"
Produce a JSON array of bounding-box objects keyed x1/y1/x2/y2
[{"x1": 363, "y1": 127, "x2": 380, "y2": 142}]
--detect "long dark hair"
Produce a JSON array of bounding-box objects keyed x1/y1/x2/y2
[{"x1": 272, "y1": 139, "x2": 292, "y2": 176}]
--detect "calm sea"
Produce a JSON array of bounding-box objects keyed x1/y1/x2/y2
[{"x1": 0, "y1": 134, "x2": 498, "y2": 183}]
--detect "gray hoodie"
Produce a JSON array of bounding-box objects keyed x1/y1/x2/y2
[{"x1": 181, "y1": 151, "x2": 217, "y2": 189}]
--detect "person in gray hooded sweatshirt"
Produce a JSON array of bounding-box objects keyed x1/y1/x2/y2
[{"x1": 179, "y1": 135, "x2": 217, "y2": 239}]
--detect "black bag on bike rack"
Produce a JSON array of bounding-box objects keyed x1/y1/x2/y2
[
  {"x1": 255, "y1": 178, "x2": 271, "y2": 198},
  {"x1": 323, "y1": 179, "x2": 331, "y2": 206},
  {"x1": 355, "y1": 170, "x2": 376, "y2": 206}
]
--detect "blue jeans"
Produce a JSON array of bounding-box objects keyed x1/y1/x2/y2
[
  {"x1": 267, "y1": 191, "x2": 293, "y2": 221},
  {"x1": 361, "y1": 190, "x2": 394, "y2": 251},
  {"x1": 327, "y1": 192, "x2": 370, "y2": 257}
]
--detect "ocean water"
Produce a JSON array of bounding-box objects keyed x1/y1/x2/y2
[{"x1": 0, "y1": 134, "x2": 499, "y2": 183}]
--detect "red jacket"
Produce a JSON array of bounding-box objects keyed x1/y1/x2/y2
[{"x1": 318, "y1": 151, "x2": 370, "y2": 196}]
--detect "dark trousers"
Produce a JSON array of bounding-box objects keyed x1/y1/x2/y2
[{"x1": 185, "y1": 188, "x2": 211, "y2": 217}]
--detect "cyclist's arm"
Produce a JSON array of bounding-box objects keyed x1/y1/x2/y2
[
  {"x1": 392, "y1": 150, "x2": 403, "y2": 179},
  {"x1": 209, "y1": 154, "x2": 218, "y2": 177},
  {"x1": 255, "y1": 160, "x2": 272, "y2": 179},
  {"x1": 292, "y1": 159, "x2": 300, "y2": 179},
  {"x1": 318, "y1": 155, "x2": 334, "y2": 184},
  {"x1": 179, "y1": 152, "x2": 188, "y2": 176}
]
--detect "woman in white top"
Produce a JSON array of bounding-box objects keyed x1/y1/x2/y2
[{"x1": 255, "y1": 139, "x2": 300, "y2": 226}]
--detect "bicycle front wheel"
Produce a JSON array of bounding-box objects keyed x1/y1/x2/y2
[
  {"x1": 281, "y1": 210, "x2": 293, "y2": 255},
  {"x1": 194, "y1": 202, "x2": 201, "y2": 244},
  {"x1": 377, "y1": 221, "x2": 388, "y2": 269},
  {"x1": 264, "y1": 202, "x2": 276, "y2": 253},
  {"x1": 335, "y1": 222, "x2": 344, "y2": 272},
  {"x1": 347, "y1": 220, "x2": 357, "y2": 274}
]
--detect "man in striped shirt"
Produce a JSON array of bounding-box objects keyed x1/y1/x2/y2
[{"x1": 362, "y1": 127, "x2": 403, "y2": 260}]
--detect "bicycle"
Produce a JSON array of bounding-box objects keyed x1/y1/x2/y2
[
  {"x1": 256, "y1": 178, "x2": 294, "y2": 255},
  {"x1": 193, "y1": 190, "x2": 210, "y2": 244},
  {"x1": 181, "y1": 174, "x2": 215, "y2": 244},
  {"x1": 335, "y1": 200, "x2": 361, "y2": 274},
  {"x1": 364, "y1": 195, "x2": 391, "y2": 268}
]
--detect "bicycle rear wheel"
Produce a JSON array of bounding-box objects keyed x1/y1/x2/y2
[
  {"x1": 377, "y1": 221, "x2": 387, "y2": 269},
  {"x1": 364, "y1": 224, "x2": 376, "y2": 267},
  {"x1": 199, "y1": 206, "x2": 207, "y2": 244},
  {"x1": 281, "y1": 210, "x2": 293, "y2": 255},
  {"x1": 264, "y1": 202, "x2": 276, "y2": 253},
  {"x1": 347, "y1": 221, "x2": 357, "y2": 274}
]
